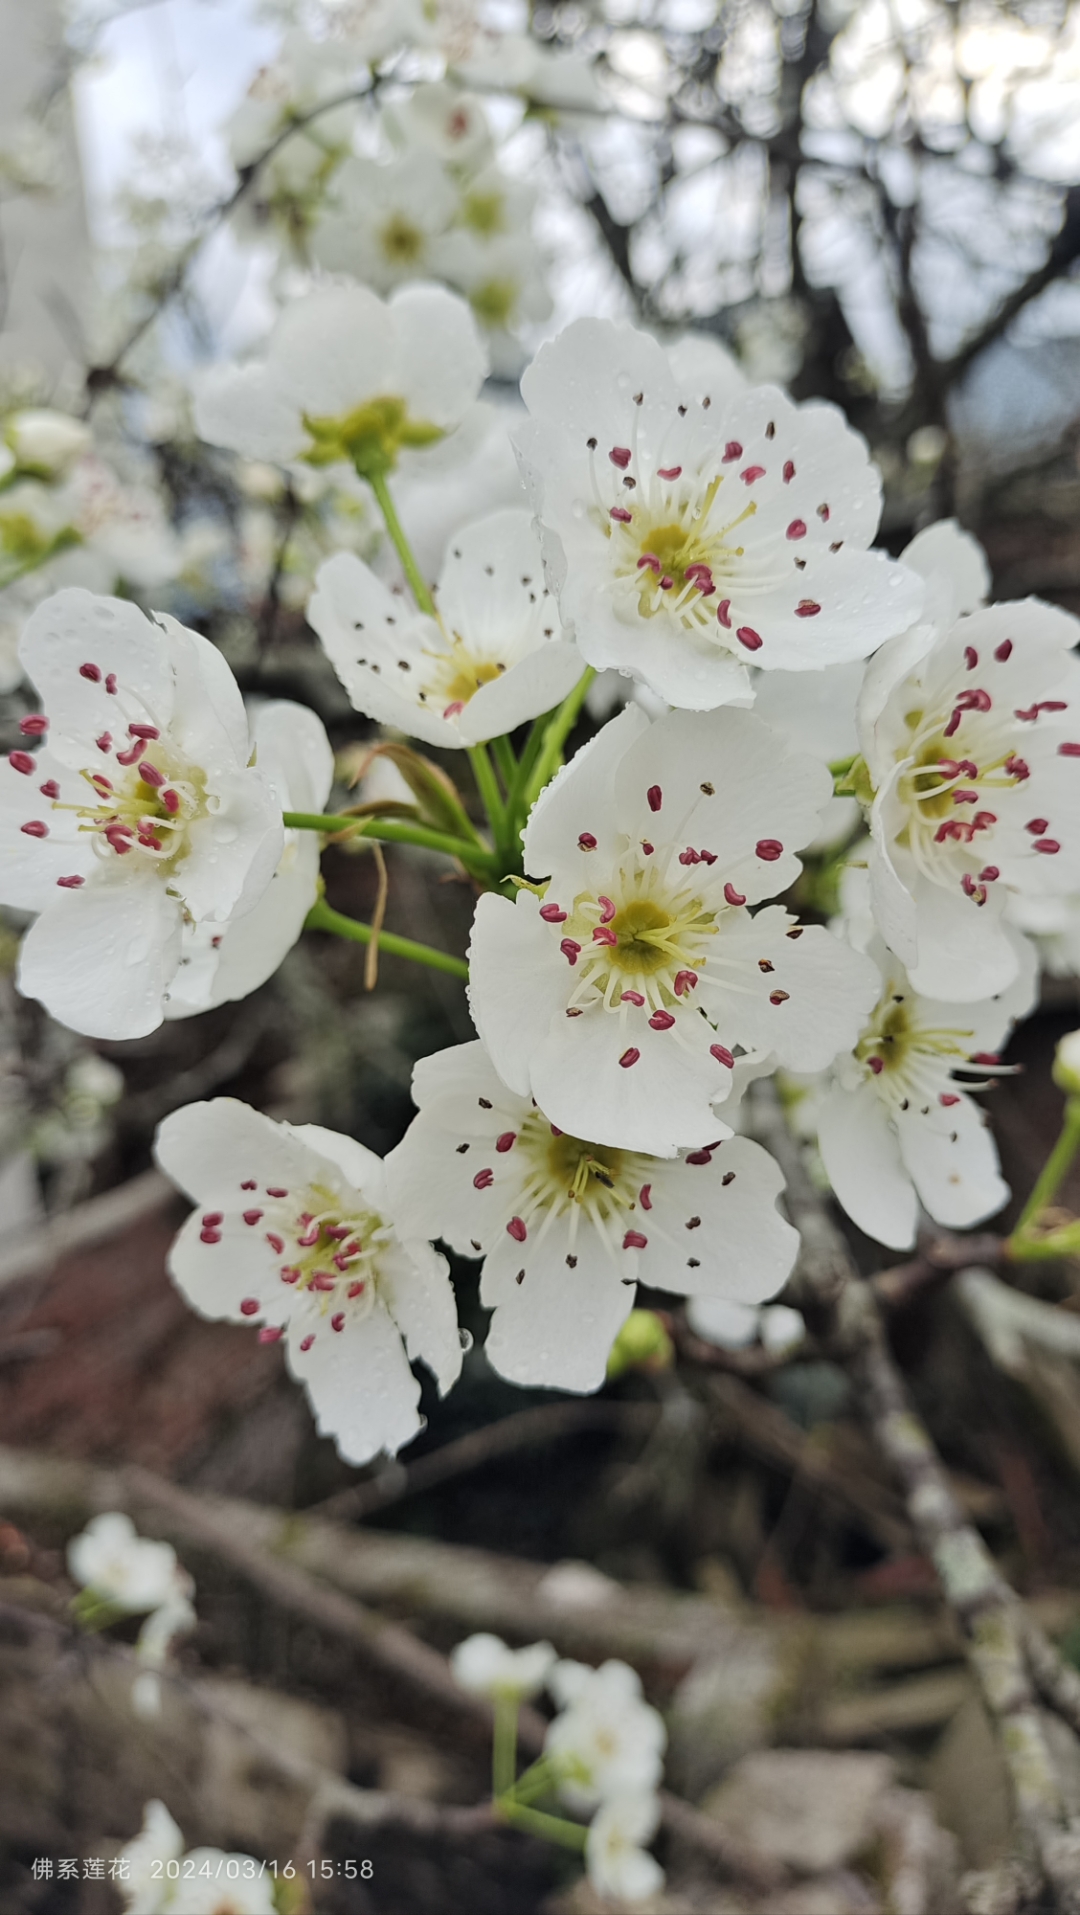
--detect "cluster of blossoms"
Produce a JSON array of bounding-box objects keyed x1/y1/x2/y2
[
  {"x1": 67, "y1": 1513, "x2": 196, "y2": 1718},
  {"x1": 452, "y1": 1632, "x2": 667, "y2": 1904},
  {"x1": 116, "y1": 1800, "x2": 274, "y2": 1915},
  {"x1": 5, "y1": 285, "x2": 1077, "y2": 1463}
]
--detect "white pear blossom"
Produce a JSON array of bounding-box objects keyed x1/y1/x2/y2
[
  {"x1": 451, "y1": 1631, "x2": 556, "y2": 1700},
  {"x1": 154, "y1": 1099, "x2": 462, "y2": 1466},
  {"x1": 433, "y1": 229, "x2": 553, "y2": 376},
  {"x1": 311, "y1": 151, "x2": 460, "y2": 292},
  {"x1": 0, "y1": 590, "x2": 283, "y2": 1040},
  {"x1": 751, "y1": 658, "x2": 865, "y2": 850},
  {"x1": 117, "y1": 1801, "x2": 275, "y2": 1915},
  {"x1": 1008, "y1": 892, "x2": 1080, "y2": 978},
  {"x1": 467, "y1": 704, "x2": 881, "y2": 1155},
  {"x1": 586, "y1": 1792, "x2": 665, "y2": 1906},
  {"x1": 68, "y1": 1513, "x2": 187, "y2": 1614},
  {"x1": 815, "y1": 920, "x2": 1037, "y2": 1251},
  {"x1": 385, "y1": 82, "x2": 494, "y2": 173},
  {"x1": 192, "y1": 283, "x2": 488, "y2": 475},
  {"x1": 308, "y1": 507, "x2": 582, "y2": 749},
  {"x1": 386, "y1": 1041, "x2": 799, "y2": 1393},
  {"x1": 513, "y1": 318, "x2": 924, "y2": 711},
  {"x1": 3, "y1": 408, "x2": 91, "y2": 477},
  {"x1": 686, "y1": 1295, "x2": 805, "y2": 1350},
  {"x1": 859, "y1": 523, "x2": 1080, "y2": 1000},
  {"x1": 457, "y1": 35, "x2": 607, "y2": 117},
  {"x1": 546, "y1": 1659, "x2": 666, "y2": 1812},
  {"x1": 164, "y1": 701, "x2": 333, "y2": 1018}
]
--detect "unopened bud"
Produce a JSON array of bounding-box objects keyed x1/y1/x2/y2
[
  {"x1": 1053, "y1": 1030, "x2": 1080, "y2": 1095},
  {"x1": 606, "y1": 1308, "x2": 673, "y2": 1380}
]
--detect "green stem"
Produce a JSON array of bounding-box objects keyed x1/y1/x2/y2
[
  {"x1": 283, "y1": 809, "x2": 494, "y2": 873},
  {"x1": 522, "y1": 668, "x2": 596, "y2": 812},
  {"x1": 494, "y1": 1800, "x2": 588, "y2": 1852},
  {"x1": 829, "y1": 755, "x2": 856, "y2": 781},
  {"x1": 468, "y1": 744, "x2": 505, "y2": 838},
  {"x1": 1013, "y1": 1096, "x2": 1080, "y2": 1237},
  {"x1": 367, "y1": 469, "x2": 436, "y2": 616},
  {"x1": 1009, "y1": 1224, "x2": 1080, "y2": 1263},
  {"x1": 305, "y1": 897, "x2": 468, "y2": 980},
  {"x1": 504, "y1": 1757, "x2": 559, "y2": 1807},
  {"x1": 491, "y1": 733, "x2": 518, "y2": 793},
  {"x1": 492, "y1": 1697, "x2": 518, "y2": 1800}
]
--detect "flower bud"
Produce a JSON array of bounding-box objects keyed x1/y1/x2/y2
[
  {"x1": 1053, "y1": 1030, "x2": 1080, "y2": 1095},
  {"x1": 606, "y1": 1309, "x2": 673, "y2": 1380},
  {"x1": 6, "y1": 409, "x2": 90, "y2": 476}
]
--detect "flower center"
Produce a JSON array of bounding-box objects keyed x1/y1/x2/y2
[
  {"x1": 219, "y1": 1176, "x2": 392, "y2": 1350},
  {"x1": 61, "y1": 746, "x2": 206, "y2": 869},
  {"x1": 558, "y1": 866, "x2": 718, "y2": 1012},
  {"x1": 893, "y1": 675, "x2": 1038, "y2": 902},
  {"x1": 378, "y1": 213, "x2": 425, "y2": 264},
  {"x1": 513, "y1": 1110, "x2": 649, "y2": 1238},
  {"x1": 421, "y1": 634, "x2": 506, "y2": 719},
  {"x1": 855, "y1": 985, "x2": 982, "y2": 1109}
]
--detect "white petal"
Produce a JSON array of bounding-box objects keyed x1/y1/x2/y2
[
  {"x1": 906, "y1": 873, "x2": 1020, "y2": 1002},
  {"x1": 895, "y1": 1096, "x2": 1008, "y2": 1232},
  {"x1": 307, "y1": 552, "x2": 459, "y2": 749},
  {"x1": 522, "y1": 703, "x2": 648, "y2": 881},
  {"x1": 481, "y1": 1219, "x2": 635, "y2": 1394},
  {"x1": 19, "y1": 877, "x2": 181, "y2": 1039},
  {"x1": 181, "y1": 764, "x2": 283, "y2": 924},
  {"x1": 379, "y1": 1239, "x2": 463, "y2": 1395},
  {"x1": 528, "y1": 1004, "x2": 729, "y2": 1155},
  {"x1": 165, "y1": 840, "x2": 319, "y2": 1016},
  {"x1": 0, "y1": 747, "x2": 94, "y2": 910},
  {"x1": 467, "y1": 892, "x2": 570, "y2": 1098},
  {"x1": 152, "y1": 613, "x2": 252, "y2": 770},
  {"x1": 735, "y1": 551, "x2": 924, "y2": 674},
  {"x1": 166, "y1": 1208, "x2": 286, "y2": 1327},
  {"x1": 817, "y1": 1081, "x2": 918, "y2": 1250},
  {"x1": 457, "y1": 642, "x2": 583, "y2": 745},
  {"x1": 287, "y1": 1121, "x2": 382, "y2": 1194},
  {"x1": 709, "y1": 913, "x2": 882, "y2": 1073},
  {"x1": 389, "y1": 283, "x2": 489, "y2": 427},
  {"x1": 902, "y1": 520, "x2": 990, "y2": 619},
  {"x1": 193, "y1": 360, "x2": 308, "y2": 463},
  {"x1": 155, "y1": 1097, "x2": 316, "y2": 1205},
  {"x1": 634, "y1": 1135, "x2": 799, "y2": 1303},
  {"x1": 18, "y1": 589, "x2": 174, "y2": 755},
  {"x1": 252, "y1": 699, "x2": 335, "y2": 815},
  {"x1": 287, "y1": 1298, "x2": 422, "y2": 1465},
  {"x1": 273, "y1": 283, "x2": 396, "y2": 422}
]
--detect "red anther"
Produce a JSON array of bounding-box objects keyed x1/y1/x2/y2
[
  {"x1": 200, "y1": 1228, "x2": 222, "y2": 1244},
  {"x1": 331, "y1": 1313, "x2": 346, "y2": 1333},
  {"x1": 280, "y1": 1266, "x2": 301, "y2": 1284},
  {"x1": 658, "y1": 465, "x2": 682, "y2": 480},
  {"x1": 609, "y1": 446, "x2": 632, "y2": 468},
  {"x1": 973, "y1": 811, "x2": 997, "y2": 830},
  {"x1": 495, "y1": 1131, "x2": 516, "y2": 1153},
  {"x1": 298, "y1": 1224, "x2": 320, "y2": 1247},
  {"x1": 239, "y1": 1298, "x2": 260, "y2": 1316},
  {"x1": 1034, "y1": 838, "x2": 1061, "y2": 854},
  {"x1": 266, "y1": 1187, "x2": 288, "y2": 1198},
  {"x1": 202, "y1": 1211, "x2": 223, "y2": 1227},
  {"x1": 115, "y1": 743, "x2": 142, "y2": 765},
  {"x1": 332, "y1": 1253, "x2": 352, "y2": 1272},
  {"x1": 995, "y1": 640, "x2": 1013, "y2": 662},
  {"x1": 724, "y1": 882, "x2": 747, "y2": 906},
  {"x1": 956, "y1": 688, "x2": 991, "y2": 712},
  {"x1": 550, "y1": 1125, "x2": 563, "y2": 1136},
  {"x1": 972, "y1": 1052, "x2": 1000, "y2": 1065},
  {"x1": 687, "y1": 1149, "x2": 712, "y2": 1165},
  {"x1": 128, "y1": 723, "x2": 160, "y2": 740},
  {"x1": 674, "y1": 969, "x2": 698, "y2": 995},
  {"x1": 104, "y1": 826, "x2": 133, "y2": 853},
  {"x1": 964, "y1": 647, "x2": 979, "y2": 670},
  {"x1": 817, "y1": 504, "x2": 831, "y2": 521},
  {"x1": 868, "y1": 1056, "x2": 884, "y2": 1074},
  {"x1": 647, "y1": 785, "x2": 662, "y2": 812},
  {"x1": 19, "y1": 715, "x2": 48, "y2": 736},
  {"x1": 957, "y1": 760, "x2": 979, "y2": 777},
  {"x1": 578, "y1": 831, "x2": 597, "y2": 850},
  {"x1": 560, "y1": 938, "x2": 581, "y2": 964},
  {"x1": 1059, "y1": 743, "x2": 1080, "y2": 757},
  {"x1": 623, "y1": 1230, "x2": 648, "y2": 1250},
  {"x1": 679, "y1": 847, "x2": 701, "y2": 865},
  {"x1": 737, "y1": 626, "x2": 762, "y2": 650},
  {"x1": 940, "y1": 1093, "x2": 961, "y2": 1107},
  {"x1": 162, "y1": 788, "x2": 180, "y2": 813},
  {"x1": 1026, "y1": 818, "x2": 1050, "y2": 836},
  {"x1": 105, "y1": 674, "x2": 118, "y2": 695},
  {"x1": 756, "y1": 839, "x2": 783, "y2": 861},
  {"x1": 473, "y1": 1168, "x2": 494, "y2": 1189},
  {"x1": 943, "y1": 710, "x2": 962, "y2": 738},
  {"x1": 95, "y1": 733, "x2": 112, "y2": 753},
  {"x1": 786, "y1": 520, "x2": 807, "y2": 540},
  {"x1": 711, "y1": 1044, "x2": 734, "y2": 1068},
  {"x1": 1016, "y1": 700, "x2": 1068, "y2": 720},
  {"x1": 659, "y1": 574, "x2": 674, "y2": 590},
  {"x1": 241, "y1": 1180, "x2": 257, "y2": 1190},
  {"x1": 717, "y1": 599, "x2": 732, "y2": 629},
  {"x1": 639, "y1": 1183, "x2": 653, "y2": 1210},
  {"x1": 507, "y1": 1217, "x2": 527, "y2": 1242},
  {"x1": 91, "y1": 773, "x2": 113, "y2": 791},
  {"x1": 325, "y1": 1225, "x2": 351, "y2": 1240},
  {"x1": 21, "y1": 821, "x2": 48, "y2": 838},
  {"x1": 723, "y1": 441, "x2": 743, "y2": 462},
  {"x1": 299, "y1": 1334, "x2": 314, "y2": 1352},
  {"x1": 40, "y1": 779, "x2": 60, "y2": 799},
  {"x1": 637, "y1": 555, "x2": 659, "y2": 576},
  {"x1": 258, "y1": 1326, "x2": 283, "y2": 1344},
  {"x1": 56, "y1": 874, "x2": 85, "y2": 888},
  {"x1": 641, "y1": 841, "x2": 654, "y2": 855},
  {"x1": 443, "y1": 702, "x2": 465, "y2": 719},
  {"x1": 795, "y1": 600, "x2": 822, "y2": 618},
  {"x1": 310, "y1": 1273, "x2": 336, "y2": 1291},
  {"x1": 137, "y1": 830, "x2": 162, "y2": 851},
  {"x1": 1005, "y1": 755, "x2": 1030, "y2": 780},
  {"x1": 265, "y1": 1232, "x2": 285, "y2": 1255},
  {"x1": 8, "y1": 751, "x2": 34, "y2": 775},
  {"x1": 938, "y1": 759, "x2": 961, "y2": 777},
  {"x1": 242, "y1": 1209, "x2": 263, "y2": 1226},
  {"x1": 649, "y1": 1010, "x2": 676, "y2": 1030},
  {"x1": 935, "y1": 820, "x2": 965, "y2": 843},
  {"x1": 961, "y1": 874, "x2": 987, "y2": 904},
  {"x1": 598, "y1": 895, "x2": 616, "y2": 922},
  {"x1": 540, "y1": 902, "x2": 567, "y2": 922},
  {"x1": 783, "y1": 460, "x2": 795, "y2": 482},
  {"x1": 79, "y1": 662, "x2": 101, "y2": 682},
  {"x1": 620, "y1": 990, "x2": 645, "y2": 1006},
  {"x1": 980, "y1": 866, "x2": 1000, "y2": 882},
  {"x1": 592, "y1": 925, "x2": 618, "y2": 946},
  {"x1": 619, "y1": 1048, "x2": 641, "y2": 1068},
  {"x1": 698, "y1": 848, "x2": 717, "y2": 864},
  {"x1": 769, "y1": 989, "x2": 790, "y2": 1005},
  {"x1": 138, "y1": 761, "x2": 165, "y2": 788},
  {"x1": 347, "y1": 1281, "x2": 365, "y2": 1298},
  {"x1": 740, "y1": 465, "x2": 765, "y2": 484},
  {"x1": 609, "y1": 506, "x2": 632, "y2": 522},
  {"x1": 952, "y1": 789, "x2": 979, "y2": 804}
]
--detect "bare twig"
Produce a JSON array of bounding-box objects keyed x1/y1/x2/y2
[{"x1": 0, "y1": 1169, "x2": 172, "y2": 1293}]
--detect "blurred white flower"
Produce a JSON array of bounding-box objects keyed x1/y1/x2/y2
[{"x1": 451, "y1": 1632, "x2": 556, "y2": 1700}]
